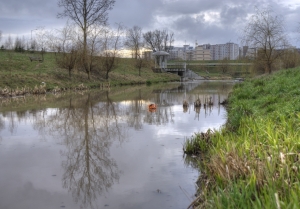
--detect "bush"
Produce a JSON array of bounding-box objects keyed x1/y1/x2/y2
[{"x1": 146, "y1": 80, "x2": 152, "y2": 85}]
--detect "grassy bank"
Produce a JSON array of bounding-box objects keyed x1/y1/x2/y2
[
  {"x1": 0, "y1": 51, "x2": 180, "y2": 94},
  {"x1": 184, "y1": 67, "x2": 300, "y2": 208},
  {"x1": 0, "y1": 82, "x2": 181, "y2": 112}
]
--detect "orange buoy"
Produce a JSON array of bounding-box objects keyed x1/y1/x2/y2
[
  {"x1": 148, "y1": 104, "x2": 157, "y2": 109},
  {"x1": 148, "y1": 104, "x2": 157, "y2": 112}
]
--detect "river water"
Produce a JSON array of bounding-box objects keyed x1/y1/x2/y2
[{"x1": 0, "y1": 81, "x2": 234, "y2": 209}]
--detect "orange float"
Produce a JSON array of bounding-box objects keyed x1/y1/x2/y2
[{"x1": 148, "y1": 104, "x2": 157, "y2": 112}]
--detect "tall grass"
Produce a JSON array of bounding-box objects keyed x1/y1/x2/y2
[{"x1": 185, "y1": 67, "x2": 300, "y2": 209}]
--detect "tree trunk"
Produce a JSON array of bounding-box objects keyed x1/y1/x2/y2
[
  {"x1": 87, "y1": 70, "x2": 91, "y2": 80},
  {"x1": 83, "y1": 17, "x2": 91, "y2": 80},
  {"x1": 105, "y1": 71, "x2": 109, "y2": 80}
]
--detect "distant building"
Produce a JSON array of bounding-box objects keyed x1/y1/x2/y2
[
  {"x1": 168, "y1": 45, "x2": 194, "y2": 60},
  {"x1": 210, "y1": 43, "x2": 239, "y2": 60},
  {"x1": 149, "y1": 42, "x2": 239, "y2": 61},
  {"x1": 194, "y1": 44, "x2": 211, "y2": 60},
  {"x1": 240, "y1": 46, "x2": 257, "y2": 59},
  {"x1": 168, "y1": 42, "x2": 239, "y2": 61},
  {"x1": 225, "y1": 42, "x2": 239, "y2": 60}
]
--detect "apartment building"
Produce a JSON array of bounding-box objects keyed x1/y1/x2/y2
[
  {"x1": 168, "y1": 45, "x2": 194, "y2": 60},
  {"x1": 225, "y1": 42, "x2": 239, "y2": 60},
  {"x1": 165, "y1": 42, "x2": 239, "y2": 61},
  {"x1": 210, "y1": 43, "x2": 239, "y2": 60},
  {"x1": 194, "y1": 44, "x2": 211, "y2": 60}
]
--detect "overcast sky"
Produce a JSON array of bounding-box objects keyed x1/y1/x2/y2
[{"x1": 0, "y1": 0, "x2": 300, "y2": 47}]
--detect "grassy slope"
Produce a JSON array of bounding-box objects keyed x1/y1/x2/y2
[
  {"x1": 0, "y1": 51, "x2": 180, "y2": 91},
  {"x1": 184, "y1": 67, "x2": 300, "y2": 209}
]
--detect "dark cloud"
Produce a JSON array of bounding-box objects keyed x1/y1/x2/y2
[
  {"x1": 0, "y1": 0, "x2": 63, "y2": 38},
  {"x1": 0, "y1": 0, "x2": 60, "y2": 19},
  {"x1": 0, "y1": 0, "x2": 299, "y2": 47},
  {"x1": 108, "y1": 0, "x2": 164, "y2": 29}
]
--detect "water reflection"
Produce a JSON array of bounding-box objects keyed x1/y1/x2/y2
[
  {"x1": 126, "y1": 89, "x2": 144, "y2": 130},
  {"x1": 0, "y1": 81, "x2": 234, "y2": 209},
  {"x1": 38, "y1": 92, "x2": 124, "y2": 208}
]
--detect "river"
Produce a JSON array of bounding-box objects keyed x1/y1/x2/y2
[{"x1": 0, "y1": 81, "x2": 234, "y2": 209}]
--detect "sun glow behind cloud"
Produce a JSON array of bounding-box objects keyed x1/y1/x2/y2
[{"x1": 202, "y1": 11, "x2": 221, "y2": 24}]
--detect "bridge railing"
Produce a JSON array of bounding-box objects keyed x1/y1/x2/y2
[{"x1": 166, "y1": 63, "x2": 186, "y2": 69}]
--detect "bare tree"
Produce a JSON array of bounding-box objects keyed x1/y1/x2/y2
[
  {"x1": 219, "y1": 58, "x2": 230, "y2": 74},
  {"x1": 125, "y1": 26, "x2": 148, "y2": 76},
  {"x1": 35, "y1": 27, "x2": 48, "y2": 61},
  {"x1": 125, "y1": 26, "x2": 144, "y2": 59},
  {"x1": 4, "y1": 35, "x2": 13, "y2": 50},
  {"x1": 0, "y1": 31, "x2": 2, "y2": 42},
  {"x1": 14, "y1": 36, "x2": 22, "y2": 52},
  {"x1": 13, "y1": 36, "x2": 26, "y2": 52},
  {"x1": 29, "y1": 38, "x2": 38, "y2": 52},
  {"x1": 98, "y1": 24, "x2": 123, "y2": 80},
  {"x1": 58, "y1": 0, "x2": 115, "y2": 79},
  {"x1": 241, "y1": 8, "x2": 288, "y2": 74},
  {"x1": 54, "y1": 23, "x2": 79, "y2": 78},
  {"x1": 45, "y1": 30, "x2": 59, "y2": 53},
  {"x1": 134, "y1": 54, "x2": 151, "y2": 76},
  {"x1": 143, "y1": 29, "x2": 174, "y2": 52},
  {"x1": 82, "y1": 24, "x2": 105, "y2": 79}
]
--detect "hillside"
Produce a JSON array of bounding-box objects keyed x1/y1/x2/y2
[{"x1": 0, "y1": 51, "x2": 180, "y2": 93}]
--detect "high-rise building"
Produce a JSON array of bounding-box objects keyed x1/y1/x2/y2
[{"x1": 210, "y1": 43, "x2": 239, "y2": 60}]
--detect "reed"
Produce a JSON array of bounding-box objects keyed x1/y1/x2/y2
[{"x1": 185, "y1": 67, "x2": 300, "y2": 208}]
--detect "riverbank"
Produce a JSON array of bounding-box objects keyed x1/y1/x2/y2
[
  {"x1": 184, "y1": 67, "x2": 300, "y2": 208},
  {"x1": 0, "y1": 51, "x2": 180, "y2": 96}
]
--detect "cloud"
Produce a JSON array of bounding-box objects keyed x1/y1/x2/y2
[
  {"x1": 0, "y1": 0, "x2": 299, "y2": 46},
  {"x1": 0, "y1": 0, "x2": 60, "y2": 19}
]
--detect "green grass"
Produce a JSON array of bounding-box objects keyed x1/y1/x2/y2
[
  {"x1": 0, "y1": 51, "x2": 180, "y2": 92},
  {"x1": 184, "y1": 67, "x2": 300, "y2": 209}
]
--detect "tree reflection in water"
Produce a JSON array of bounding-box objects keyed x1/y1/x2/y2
[
  {"x1": 126, "y1": 89, "x2": 143, "y2": 130},
  {"x1": 41, "y1": 92, "x2": 125, "y2": 208}
]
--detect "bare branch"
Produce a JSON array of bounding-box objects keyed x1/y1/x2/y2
[
  {"x1": 241, "y1": 8, "x2": 289, "y2": 73},
  {"x1": 124, "y1": 26, "x2": 144, "y2": 59},
  {"x1": 58, "y1": 0, "x2": 115, "y2": 79},
  {"x1": 98, "y1": 24, "x2": 124, "y2": 79},
  {"x1": 143, "y1": 29, "x2": 174, "y2": 52}
]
